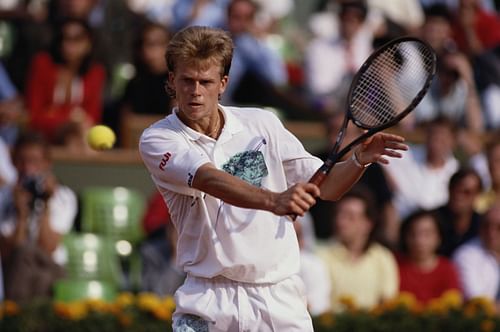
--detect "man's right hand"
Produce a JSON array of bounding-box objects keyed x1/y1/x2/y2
[{"x1": 271, "y1": 183, "x2": 320, "y2": 217}]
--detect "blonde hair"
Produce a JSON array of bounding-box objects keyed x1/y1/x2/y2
[{"x1": 165, "y1": 26, "x2": 234, "y2": 78}]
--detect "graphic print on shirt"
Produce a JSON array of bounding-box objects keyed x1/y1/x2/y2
[{"x1": 221, "y1": 138, "x2": 268, "y2": 187}]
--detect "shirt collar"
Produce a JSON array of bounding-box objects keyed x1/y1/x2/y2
[{"x1": 172, "y1": 104, "x2": 244, "y2": 141}]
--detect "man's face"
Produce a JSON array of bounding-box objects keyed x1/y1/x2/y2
[
  {"x1": 169, "y1": 60, "x2": 228, "y2": 123},
  {"x1": 448, "y1": 175, "x2": 482, "y2": 214},
  {"x1": 14, "y1": 145, "x2": 50, "y2": 179},
  {"x1": 227, "y1": 0, "x2": 255, "y2": 35},
  {"x1": 334, "y1": 197, "x2": 372, "y2": 244}
]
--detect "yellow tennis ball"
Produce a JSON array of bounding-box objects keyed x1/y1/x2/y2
[{"x1": 87, "y1": 125, "x2": 116, "y2": 150}]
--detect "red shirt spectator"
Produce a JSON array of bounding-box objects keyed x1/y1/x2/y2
[
  {"x1": 452, "y1": 1, "x2": 500, "y2": 54},
  {"x1": 397, "y1": 254, "x2": 461, "y2": 304},
  {"x1": 25, "y1": 18, "x2": 105, "y2": 143}
]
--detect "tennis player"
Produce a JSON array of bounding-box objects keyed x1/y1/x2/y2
[{"x1": 139, "y1": 26, "x2": 407, "y2": 332}]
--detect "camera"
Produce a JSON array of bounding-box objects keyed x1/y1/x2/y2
[{"x1": 21, "y1": 175, "x2": 49, "y2": 202}]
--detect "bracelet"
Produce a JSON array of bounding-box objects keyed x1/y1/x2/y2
[{"x1": 351, "y1": 151, "x2": 372, "y2": 169}]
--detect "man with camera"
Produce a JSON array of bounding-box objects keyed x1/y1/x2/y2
[{"x1": 0, "y1": 133, "x2": 77, "y2": 302}]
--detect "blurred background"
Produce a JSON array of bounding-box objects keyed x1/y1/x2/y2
[{"x1": 0, "y1": 0, "x2": 500, "y2": 329}]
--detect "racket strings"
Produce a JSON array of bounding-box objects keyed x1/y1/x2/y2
[{"x1": 350, "y1": 41, "x2": 435, "y2": 128}]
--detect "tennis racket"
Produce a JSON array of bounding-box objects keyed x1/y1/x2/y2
[{"x1": 295, "y1": 37, "x2": 436, "y2": 219}]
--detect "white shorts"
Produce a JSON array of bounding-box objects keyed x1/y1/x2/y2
[{"x1": 172, "y1": 274, "x2": 314, "y2": 332}]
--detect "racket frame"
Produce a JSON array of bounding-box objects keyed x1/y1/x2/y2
[{"x1": 309, "y1": 36, "x2": 437, "y2": 187}]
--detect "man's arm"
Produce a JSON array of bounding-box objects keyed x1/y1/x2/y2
[
  {"x1": 192, "y1": 163, "x2": 320, "y2": 217},
  {"x1": 192, "y1": 132, "x2": 406, "y2": 216},
  {"x1": 319, "y1": 132, "x2": 407, "y2": 201}
]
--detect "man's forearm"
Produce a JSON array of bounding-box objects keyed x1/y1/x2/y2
[
  {"x1": 192, "y1": 163, "x2": 277, "y2": 212},
  {"x1": 319, "y1": 154, "x2": 366, "y2": 201}
]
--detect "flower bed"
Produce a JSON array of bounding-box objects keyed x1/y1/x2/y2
[{"x1": 1, "y1": 291, "x2": 499, "y2": 332}]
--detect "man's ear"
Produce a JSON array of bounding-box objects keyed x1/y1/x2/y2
[
  {"x1": 219, "y1": 75, "x2": 229, "y2": 95},
  {"x1": 165, "y1": 72, "x2": 175, "y2": 98}
]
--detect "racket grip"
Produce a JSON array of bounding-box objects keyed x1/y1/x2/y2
[{"x1": 289, "y1": 169, "x2": 328, "y2": 221}]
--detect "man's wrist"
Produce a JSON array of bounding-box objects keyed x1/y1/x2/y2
[{"x1": 352, "y1": 151, "x2": 372, "y2": 169}]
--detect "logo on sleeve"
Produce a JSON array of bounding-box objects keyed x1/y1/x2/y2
[
  {"x1": 187, "y1": 172, "x2": 194, "y2": 187},
  {"x1": 159, "y1": 152, "x2": 172, "y2": 171}
]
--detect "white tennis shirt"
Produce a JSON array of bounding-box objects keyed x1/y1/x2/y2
[{"x1": 139, "y1": 105, "x2": 323, "y2": 283}]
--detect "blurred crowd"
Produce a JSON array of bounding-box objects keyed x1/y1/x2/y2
[{"x1": 0, "y1": 0, "x2": 500, "y2": 319}]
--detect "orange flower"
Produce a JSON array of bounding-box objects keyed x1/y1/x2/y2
[
  {"x1": 439, "y1": 290, "x2": 463, "y2": 309},
  {"x1": 53, "y1": 301, "x2": 88, "y2": 320},
  {"x1": 465, "y1": 297, "x2": 496, "y2": 317},
  {"x1": 338, "y1": 295, "x2": 357, "y2": 312},
  {"x1": 152, "y1": 305, "x2": 172, "y2": 321},
  {"x1": 481, "y1": 319, "x2": 495, "y2": 332},
  {"x1": 2, "y1": 300, "x2": 20, "y2": 316},
  {"x1": 317, "y1": 312, "x2": 335, "y2": 328},
  {"x1": 116, "y1": 292, "x2": 135, "y2": 308},
  {"x1": 137, "y1": 292, "x2": 161, "y2": 312}
]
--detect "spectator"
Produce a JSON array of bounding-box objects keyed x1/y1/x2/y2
[
  {"x1": 171, "y1": 0, "x2": 229, "y2": 31},
  {"x1": 0, "y1": 60, "x2": 23, "y2": 147},
  {"x1": 435, "y1": 168, "x2": 483, "y2": 257},
  {"x1": 305, "y1": 0, "x2": 374, "y2": 113},
  {"x1": 221, "y1": 0, "x2": 288, "y2": 106},
  {"x1": 317, "y1": 187, "x2": 398, "y2": 312},
  {"x1": 311, "y1": 110, "x2": 398, "y2": 246},
  {"x1": 0, "y1": 132, "x2": 77, "y2": 302},
  {"x1": 453, "y1": 203, "x2": 500, "y2": 304},
  {"x1": 120, "y1": 22, "x2": 173, "y2": 117},
  {"x1": 476, "y1": 138, "x2": 500, "y2": 213},
  {"x1": 25, "y1": 18, "x2": 106, "y2": 149},
  {"x1": 385, "y1": 116, "x2": 460, "y2": 219},
  {"x1": 294, "y1": 214, "x2": 331, "y2": 316},
  {"x1": 451, "y1": 0, "x2": 500, "y2": 56},
  {"x1": 413, "y1": 4, "x2": 484, "y2": 131},
  {"x1": 397, "y1": 209, "x2": 462, "y2": 304}
]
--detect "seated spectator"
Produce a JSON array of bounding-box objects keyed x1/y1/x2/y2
[
  {"x1": 120, "y1": 22, "x2": 173, "y2": 117},
  {"x1": 453, "y1": 203, "x2": 500, "y2": 304},
  {"x1": 305, "y1": 0, "x2": 374, "y2": 113},
  {"x1": 317, "y1": 187, "x2": 398, "y2": 312},
  {"x1": 434, "y1": 168, "x2": 483, "y2": 256},
  {"x1": 25, "y1": 17, "x2": 106, "y2": 148},
  {"x1": 294, "y1": 213, "x2": 331, "y2": 316},
  {"x1": 476, "y1": 138, "x2": 500, "y2": 213},
  {"x1": 413, "y1": 4, "x2": 484, "y2": 131},
  {"x1": 221, "y1": 0, "x2": 289, "y2": 106},
  {"x1": 451, "y1": 0, "x2": 500, "y2": 56},
  {"x1": 385, "y1": 116, "x2": 459, "y2": 219},
  {"x1": 397, "y1": 209, "x2": 461, "y2": 304},
  {"x1": 140, "y1": 190, "x2": 185, "y2": 297},
  {"x1": 0, "y1": 132, "x2": 77, "y2": 302},
  {"x1": 311, "y1": 110, "x2": 398, "y2": 247},
  {"x1": 171, "y1": 0, "x2": 229, "y2": 31},
  {"x1": 0, "y1": 60, "x2": 23, "y2": 147}
]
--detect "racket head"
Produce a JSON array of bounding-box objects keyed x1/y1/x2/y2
[{"x1": 346, "y1": 36, "x2": 437, "y2": 130}]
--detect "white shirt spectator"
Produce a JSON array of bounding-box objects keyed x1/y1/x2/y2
[
  {"x1": 0, "y1": 185, "x2": 77, "y2": 265},
  {"x1": 385, "y1": 144, "x2": 459, "y2": 218},
  {"x1": 453, "y1": 237, "x2": 500, "y2": 300}
]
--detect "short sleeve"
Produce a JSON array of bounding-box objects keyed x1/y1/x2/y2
[
  {"x1": 139, "y1": 126, "x2": 211, "y2": 196},
  {"x1": 49, "y1": 186, "x2": 77, "y2": 234},
  {"x1": 270, "y1": 115, "x2": 322, "y2": 185}
]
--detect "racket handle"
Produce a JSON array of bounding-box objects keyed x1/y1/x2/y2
[{"x1": 289, "y1": 169, "x2": 329, "y2": 221}]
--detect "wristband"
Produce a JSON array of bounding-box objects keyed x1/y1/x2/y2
[{"x1": 352, "y1": 151, "x2": 372, "y2": 169}]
